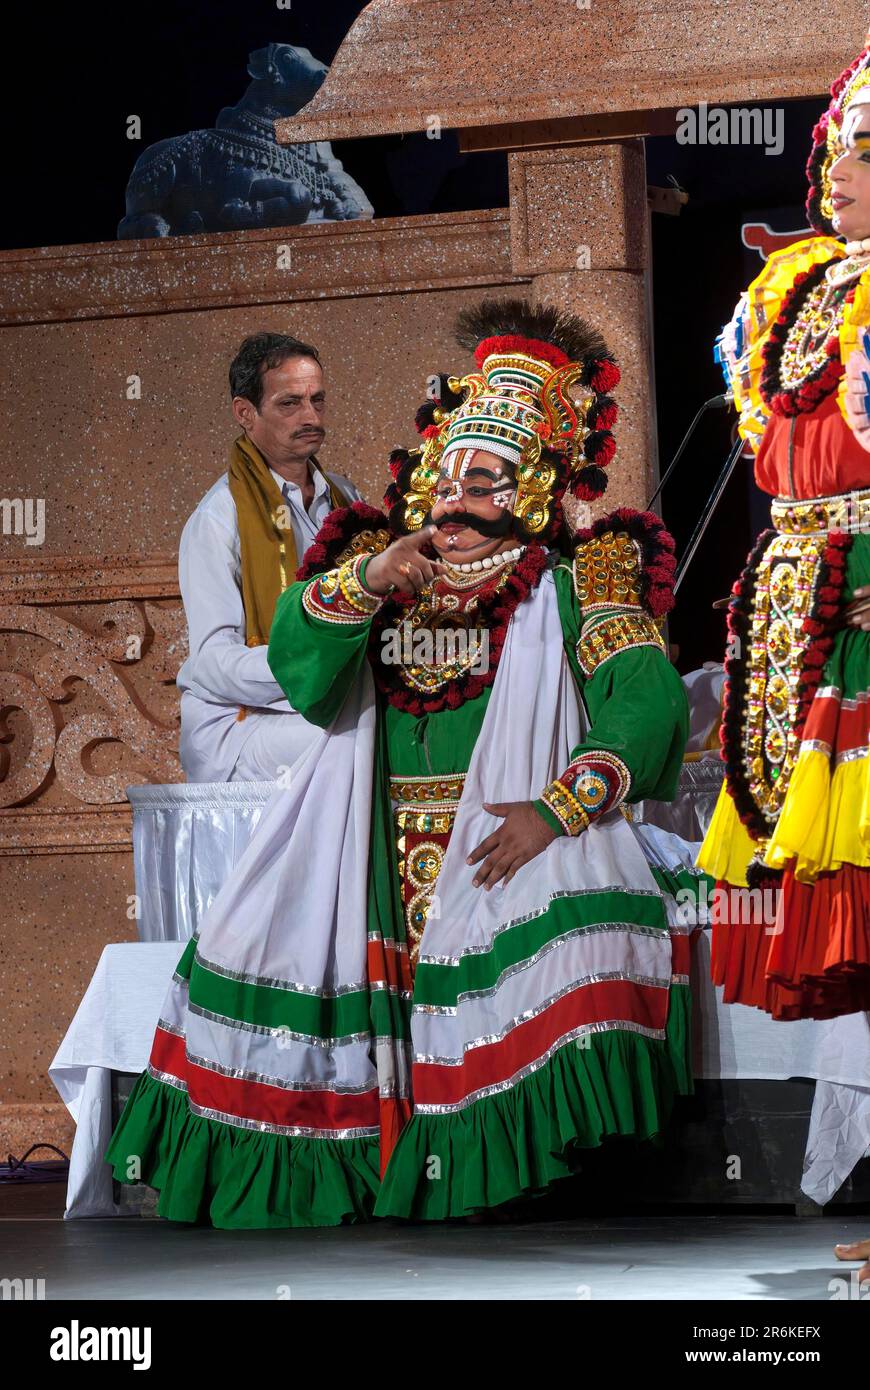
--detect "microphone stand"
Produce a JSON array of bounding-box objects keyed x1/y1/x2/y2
[
  {"x1": 646, "y1": 393, "x2": 732, "y2": 511},
  {"x1": 673, "y1": 436, "x2": 746, "y2": 594}
]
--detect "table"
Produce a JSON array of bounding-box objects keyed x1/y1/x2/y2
[{"x1": 127, "y1": 782, "x2": 278, "y2": 942}]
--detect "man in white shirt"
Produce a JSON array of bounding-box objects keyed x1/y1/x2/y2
[{"x1": 176, "y1": 332, "x2": 362, "y2": 782}]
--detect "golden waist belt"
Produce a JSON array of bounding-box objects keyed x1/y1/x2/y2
[
  {"x1": 389, "y1": 772, "x2": 465, "y2": 835},
  {"x1": 772, "y1": 487, "x2": 870, "y2": 535}
]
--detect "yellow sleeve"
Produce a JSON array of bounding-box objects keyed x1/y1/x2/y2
[{"x1": 717, "y1": 236, "x2": 842, "y2": 454}]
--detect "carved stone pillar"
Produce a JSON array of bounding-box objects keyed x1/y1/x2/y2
[{"x1": 508, "y1": 141, "x2": 655, "y2": 512}]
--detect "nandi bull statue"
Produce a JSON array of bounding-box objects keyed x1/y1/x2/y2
[{"x1": 118, "y1": 43, "x2": 374, "y2": 238}]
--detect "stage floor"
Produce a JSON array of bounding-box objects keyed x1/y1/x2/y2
[{"x1": 0, "y1": 1214, "x2": 866, "y2": 1300}]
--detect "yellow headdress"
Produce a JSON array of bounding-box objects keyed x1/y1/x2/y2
[{"x1": 383, "y1": 298, "x2": 620, "y2": 544}]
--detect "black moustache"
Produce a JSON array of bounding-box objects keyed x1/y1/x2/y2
[{"x1": 429, "y1": 510, "x2": 513, "y2": 539}]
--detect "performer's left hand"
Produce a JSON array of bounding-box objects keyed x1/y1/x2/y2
[
  {"x1": 467, "y1": 801, "x2": 557, "y2": 890},
  {"x1": 844, "y1": 330, "x2": 870, "y2": 451}
]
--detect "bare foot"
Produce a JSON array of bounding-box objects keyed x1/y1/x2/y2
[
  {"x1": 834, "y1": 1239, "x2": 870, "y2": 1282},
  {"x1": 834, "y1": 1238, "x2": 870, "y2": 1262}
]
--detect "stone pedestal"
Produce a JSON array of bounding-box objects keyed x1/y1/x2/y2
[{"x1": 509, "y1": 141, "x2": 655, "y2": 510}]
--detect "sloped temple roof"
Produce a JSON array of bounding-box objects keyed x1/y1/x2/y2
[{"x1": 275, "y1": 0, "x2": 868, "y2": 146}]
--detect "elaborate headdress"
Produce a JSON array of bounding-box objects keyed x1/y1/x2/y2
[
  {"x1": 384, "y1": 297, "x2": 620, "y2": 544},
  {"x1": 807, "y1": 38, "x2": 870, "y2": 234}
]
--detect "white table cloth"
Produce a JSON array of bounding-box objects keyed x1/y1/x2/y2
[
  {"x1": 50, "y1": 938, "x2": 870, "y2": 1218},
  {"x1": 127, "y1": 782, "x2": 279, "y2": 942},
  {"x1": 49, "y1": 943, "x2": 184, "y2": 1218}
]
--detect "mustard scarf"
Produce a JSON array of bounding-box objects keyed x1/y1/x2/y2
[{"x1": 227, "y1": 433, "x2": 350, "y2": 648}]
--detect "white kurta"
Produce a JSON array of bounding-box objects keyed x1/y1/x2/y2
[{"x1": 176, "y1": 460, "x2": 362, "y2": 782}]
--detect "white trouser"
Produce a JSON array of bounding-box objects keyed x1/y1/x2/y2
[
  {"x1": 179, "y1": 688, "x2": 321, "y2": 785},
  {"x1": 227, "y1": 708, "x2": 321, "y2": 783}
]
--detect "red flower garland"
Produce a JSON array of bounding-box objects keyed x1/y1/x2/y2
[
  {"x1": 584, "y1": 430, "x2": 617, "y2": 467},
  {"x1": 589, "y1": 360, "x2": 621, "y2": 394},
  {"x1": 571, "y1": 473, "x2": 607, "y2": 503},
  {"x1": 793, "y1": 531, "x2": 851, "y2": 734},
  {"x1": 295, "y1": 503, "x2": 391, "y2": 582},
  {"x1": 806, "y1": 47, "x2": 870, "y2": 233},
  {"x1": 473, "y1": 335, "x2": 570, "y2": 370},
  {"x1": 588, "y1": 398, "x2": 618, "y2": 431}
]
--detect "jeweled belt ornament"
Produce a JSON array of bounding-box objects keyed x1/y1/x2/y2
[
  {"x1": 720, "y1": 494, "x2": 853, "y2": 842},
  {"x1": 390, "y1": 773, "x2": 465, "y2": 970},
  {"x1": 771, "y1": 487, "x2": 870, "y2": 535}
]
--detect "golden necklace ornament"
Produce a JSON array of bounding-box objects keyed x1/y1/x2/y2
[
  {"x1": 778, "y1": 280, "x2": 847, "y2": 390},
  {"x1": 394, "y1": 566, "x2": 514, "y2": 694}
]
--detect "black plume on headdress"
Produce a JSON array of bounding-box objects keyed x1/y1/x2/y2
[
  {"x1": 454, "y1": 296, "x2": 609, "y2": 363},
  {"x1": 414, "y1": 373, "x2": 466, "y2": 434}
]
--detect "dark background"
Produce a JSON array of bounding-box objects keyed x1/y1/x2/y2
[{"x1": 3, "y1": 1, "x2": 832, "y2": 670}]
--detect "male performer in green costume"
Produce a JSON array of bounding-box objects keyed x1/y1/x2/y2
[{"x1": 106, "y1": 300, "x2": 691, "y2": 1226}]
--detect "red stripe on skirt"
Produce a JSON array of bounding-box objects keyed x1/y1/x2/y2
[
  {"x1": 412, "y1": 977, "x2": 668, "y2": 1106},
  {"x1": 379, "y1": 1095, "x2": 413, "y2": 1176},
  {"x1": 150, "y1": 1026, "x2": 379, "y2": 1131},
  {"x1": 765, "y1": 862, "x2": 870, "y2": 1020},
  {"x1": 367, "y1": 937, "x2": 412, "y2": 994},
  {"x1": 802, "y1": 688, "x2": 870, "y2": 754},
  {"x1": 670, "y1": 932, "x2": 691, "y2": 976}
]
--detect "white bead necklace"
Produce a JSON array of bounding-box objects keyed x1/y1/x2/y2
[
  {"x1": 827, "y1": 239, "x2": 870, "y2": 290},
  {"x1": 443, "y1": 544, "x2": 526, "y2": 575}
]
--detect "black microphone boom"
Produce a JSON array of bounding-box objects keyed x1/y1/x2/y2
[
  {"x1": 674, "y1": 436, "x2": 745, "y2": 594},
  {"x1": 646, "y1": 392, "x2": 732, "y2": 511}
]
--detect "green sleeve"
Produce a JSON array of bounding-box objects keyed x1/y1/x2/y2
[
  {"x1": 532, "y1": 564, "x2": 688, "y2": 833},
  {"x1": 533, "y1": 796, "x2": 565, "y2": 837},
  {"x1": 267, "y1": 569, "x2": 377, "y2": 729},
  {"x1": 576, "y1": 644, "x2": 689, "y2": 803}
]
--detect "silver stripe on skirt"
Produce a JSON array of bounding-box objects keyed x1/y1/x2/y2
[
  {"x1": 186, "y1": 1000, "x2": 371, "y2": 1048},
  {"x1": 368, "y1": 933, "x2": 409, "y2": 954},
  {"x1": 414, "y1": 970, "x2": 669, "y2": 1059},
  {"x1": 185, "y1": 1049, "x2": 382, "y2": 1095},
  {"x1": 414, "y1": 922, "x2": 672, "y2": 1012},
  {"x1": 156, "y1": 1016, "x2": 185, "y2": 1038},
  {"x1": 194, "y1": 947, "x2": 368, "y2": 998},
  {"x1": 419, "y1": 886, "x2": 662, "y2": 967},
  {"x1": 413, "y1": 1018, "x2": 668, "y2": 1113},
  {"x1": 147, "y1": 1065, "x2": 379, "y2": 1139},
  {"x1": 837, "y1": 744, "x2": 869, "y2": 765}
]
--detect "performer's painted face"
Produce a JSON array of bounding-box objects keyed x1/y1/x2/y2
[
  {"x1": 428, "y1": 448, "x2": 519, "y2": 560},
  {"x1": 830, "y1": 105, "x2": 870, "y2": 240}
]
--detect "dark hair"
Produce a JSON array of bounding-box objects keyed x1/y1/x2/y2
[{"x1": 229, "y1": 332, "x2": 321, "y2": 409}]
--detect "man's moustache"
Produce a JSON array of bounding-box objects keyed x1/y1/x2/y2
[{"x1": 429, "y1": 511, "x2": 514, "y2": 539}]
